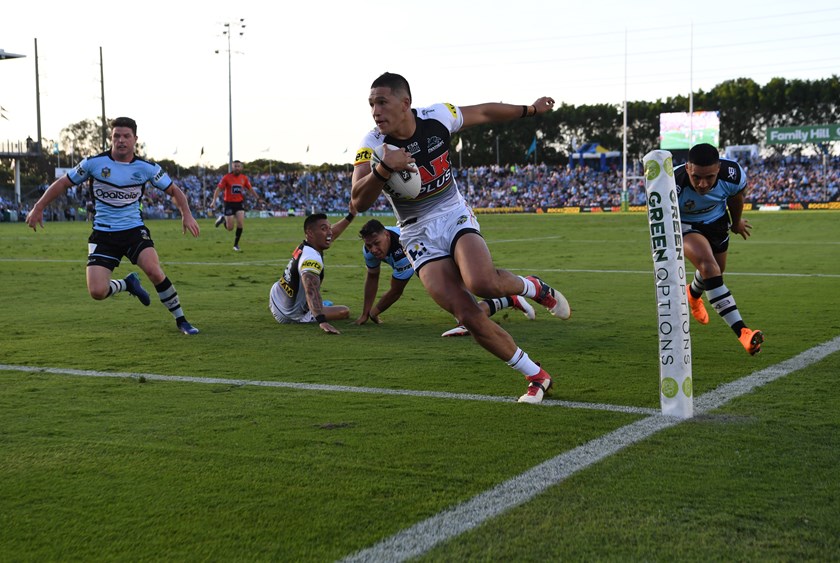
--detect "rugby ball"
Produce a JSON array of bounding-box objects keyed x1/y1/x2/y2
[{"x1": 371, "y1": 144, "x2": 422, "y2": 200}]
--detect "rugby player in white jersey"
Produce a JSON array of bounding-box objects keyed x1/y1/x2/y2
[
  {"x1": 351, "y1": 73, "x2": 571, "y2": 403},
  {"x1": 269, "y1": 211, "x2": 355, "y2": 334}
]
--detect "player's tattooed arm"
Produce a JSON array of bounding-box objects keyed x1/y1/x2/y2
[{"x1": 301, "y1": 271, "x2": 324, "y2": 317}]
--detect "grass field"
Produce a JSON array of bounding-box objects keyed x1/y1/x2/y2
[{"x1": 1, "y1": 211, "x2": 838, "y2": 561}]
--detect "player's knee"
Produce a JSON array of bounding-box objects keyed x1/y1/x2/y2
[
  {"x1": 89, "y1": 287, "x2": 109, "y2": 300},
  {"x1": 465, "y1": 276, "x2": 505, "y2": 299},
  {"x1": 457, "y1": 306, "x2": 486, "y2": 329},
  {"x1": 697, "y1": 259, "x2": 721, "y2": 278},
  {"x1": 144, "y1": 269, "x2": 166, "y2": 286}
]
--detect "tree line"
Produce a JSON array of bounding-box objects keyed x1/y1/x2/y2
[{"x1": 3, "y1": 75, "x2": 838, "y2": 195}]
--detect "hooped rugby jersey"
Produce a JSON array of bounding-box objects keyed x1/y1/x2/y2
[
  {"x1": 362, "y1": 226, "x2": 414, "y2": 280},
  {"x1": 354, "y1": 103, "x2": 464, "y2": 224},
  {"x1": 217, "y1": 172, "x2": 254, "y2": 203},
  {"x1": 674, "y1": 158, "x2": 746, "y2": 224},
  {"x1": 270, "y1": 241, "x2": 325, "y2": 317},
  {"x1": 67, "y1": 151, "x2": 173, "y2": 232}
]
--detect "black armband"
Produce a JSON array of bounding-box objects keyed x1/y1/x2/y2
[
  {"x1": 378, "y1": 160, "x2": 395, "y2": 174},
  {"x1": 371, "y1": 165, "x2": 389, "y2": 182},
  {"x1": 315, "y1": 314, "x2": 327, "y2": 324},
  {"x1": 520, "y1": 105, "x2": 529, "y2": 118},
  {"x1": 345, "y1": 213, "x2": 355, "y2": 223}
]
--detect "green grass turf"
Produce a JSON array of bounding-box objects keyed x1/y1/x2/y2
[{"x1": 0, "y1": 211, "x2": 838, "y2": 560}]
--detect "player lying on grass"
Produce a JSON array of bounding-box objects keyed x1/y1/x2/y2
[{"x1": 269, "y1": 209, "x2": 355, "y2": 334}]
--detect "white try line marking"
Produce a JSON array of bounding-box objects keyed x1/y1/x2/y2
[
  {"x1": 2, "y1": 339, "x2": 839, "y2": 561},
  {"x1": 339, "y1": 335, "x2": 840, "y2": 563},
  {"x1": 0, "y1": 364, "x2": 657, "y2": 416}
]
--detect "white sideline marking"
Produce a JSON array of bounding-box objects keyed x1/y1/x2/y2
[
  {"x1": 2, "y1": 339, "x2": 839, "y2": 562},
  {"x1": 339, "y1": 336, "x2": 840, "y2": 563},
  {"x1": 0, "y1": 364, "x2": 657, "y2": 416}
]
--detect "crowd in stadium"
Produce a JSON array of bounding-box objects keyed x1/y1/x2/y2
[{"x1": 4, "y1": 153, "x2": 839, "y2": 222}]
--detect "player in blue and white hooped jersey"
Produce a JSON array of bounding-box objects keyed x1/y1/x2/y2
[
  {"x1": 353, "y1": 219, "x2": 536, "y2": 333},
  {"x1": 351, "y1": 73, "x2": 569, "y2": 404},
  {"x1": 675, "y1": 143, "x2": 764, "y2": 355},
  {"x1": 25, "y1": 117, "x2": 202, "y2": 335}
]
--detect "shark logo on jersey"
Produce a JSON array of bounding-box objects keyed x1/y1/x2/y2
[
  {"x1": 101, "y1": 167, "x2": 111, "y2": 179},
  {"x1": 427, "y1": 136, "x2": 444, "y2": 153},
  {"x1": 685, "y1": 200, "x2": 696, "y2": 211}
]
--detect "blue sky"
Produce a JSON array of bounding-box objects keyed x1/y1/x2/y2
[{"x1": 2, "y1": 0, "x2": 839, "y2": 168}]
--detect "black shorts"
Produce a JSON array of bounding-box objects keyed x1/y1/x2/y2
[
  {"x1": 223, "y1": 201, "x2": 245, "y2": 216},
  {"x1": 87, "y1": 226, "x2": 155, "y2": 270},
  {"x1": 681, "y1": 214, "x2": 731, "y2": 254}
]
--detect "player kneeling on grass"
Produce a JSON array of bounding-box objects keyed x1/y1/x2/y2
[
  {"x1": 25, "y1": 116, "x2": 201, "y2": 335},
  {"x1": 355, "y1": 219, "x2": 535, "y2": 333},
  {"x1": 269, "y1": 211, "x2": 355, "y2": 334},
  {"x1": 675, "y1": 143, "x2": 764, "y2": 355},
  {"x1": 351, "y1": 72, "x2": 571, "y2": 403}
]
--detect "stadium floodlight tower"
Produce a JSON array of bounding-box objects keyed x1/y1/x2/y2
[
  {"x1": 0, "y1": 48, "x2": 26, "y2": 60},
  {"x1": 215, "y1": 19, "x2": 245, "y2": 173},
  {"x1": 1, "y1": 47, "x2": 29, "y2": 208}
]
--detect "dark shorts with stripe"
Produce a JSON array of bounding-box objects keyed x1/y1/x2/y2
[
  {"x1": 681, "y1": 214, "x2": 731, "y2": 254},
  {"x1": 87, "y1": 226, "x2": 155, "y2": 270}
]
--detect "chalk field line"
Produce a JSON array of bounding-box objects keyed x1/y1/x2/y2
[{"x1": 2, "y1": 335, "x2": 839, "y2": 562}]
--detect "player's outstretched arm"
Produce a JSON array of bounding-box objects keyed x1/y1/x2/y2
[
  {"x1": 355, "y1": 267, "x2": 381, "y2": 325},
  {"x1": 728, "y1": 192, "x2": 752, "y2": 240},
  {"x1": 330, "y1": 201, "x2": 358, "y2": 241},
  {"x1": 166, "y1": 183, "x2": 200, "y2": 237},
  {"x1": 460, "y1": 97, "x2": 555, "y2": 129},
  {"x1": 26, "y1": 176, "x2": 73, "y2": 231}
]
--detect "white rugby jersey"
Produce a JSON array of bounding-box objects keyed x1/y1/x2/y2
[
  {"x1": 354, "y1": 103, "x2": 465, "y2": 224},
  {"x1": 270, "y1": 241, "x2": 325, "y2": 319}
]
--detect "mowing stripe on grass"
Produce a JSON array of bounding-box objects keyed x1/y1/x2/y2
[
  {"x1": 339, "y1": 335, "x2": 840, "y2": 563},
  {"x1": 0, "y1": 364, "x2": 657, "y2": 416}
]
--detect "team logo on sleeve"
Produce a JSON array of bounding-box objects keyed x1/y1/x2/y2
[
  {"x1": 301, "y1": 259, "x2": 323, "y2": 273},
  {"x1": 727, "y1": 166, "x2": 737, "y2": 180},
  {"x1": 444, "y1": 103, "x2": 458, "y2": 119},
  {"x1": 354, "y1": 148, "x2": 373, "y2": 166}
]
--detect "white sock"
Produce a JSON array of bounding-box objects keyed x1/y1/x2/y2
[
  {"x1": 506, "y1": 348, "x2": 541, "y2": 377},
  {"x1": 518, "y1": 276, "x2": 537, "y2": 299},
  {"x1": 107, "y1": 279, "x2": 127, "y2": 297}
]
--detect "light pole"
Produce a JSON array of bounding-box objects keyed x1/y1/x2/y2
[{"x1": 216, "y1": 19, "x2": 245, "y2": 173}]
